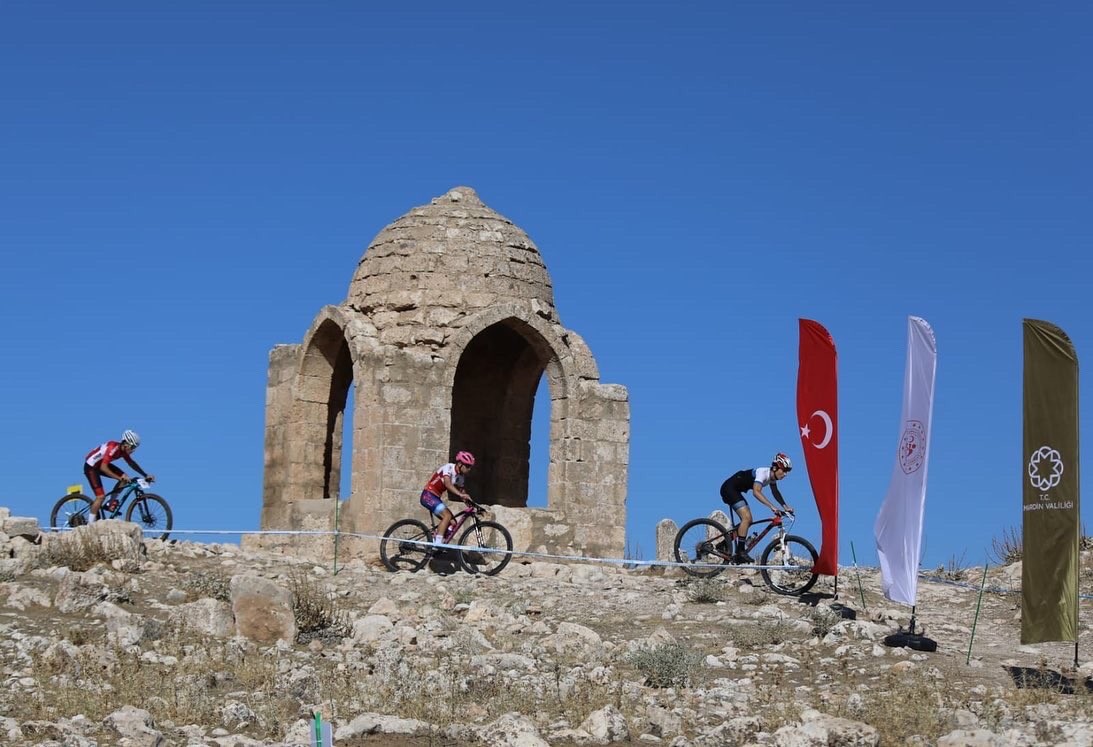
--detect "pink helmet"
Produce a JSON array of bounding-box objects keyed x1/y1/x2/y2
[
  {"x1": 455, "y1": 451, "x2": 476, "y2": 466},
  {"x1": 773, "y1": 453, "x2": 792, "y2": 471}
]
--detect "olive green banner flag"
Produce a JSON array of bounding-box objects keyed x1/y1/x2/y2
[{"x1": 1021, "y1": 319, "x2": 1080, "y2": 644}]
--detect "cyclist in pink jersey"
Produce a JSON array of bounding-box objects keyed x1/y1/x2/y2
[
  {"x1": 421, "y1": 451, "x2": 475, "y2": 544},
  {"x1": 84, "y1": 430, "x2": 155, "y2": 521}
]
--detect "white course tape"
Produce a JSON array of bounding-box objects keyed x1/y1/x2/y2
[
  {"x1": 108, "y1": 526, "x2": 799, "y2": 572},
  {"x1": 49, "y1": 525, "x2": 1090, "y2": 598}
]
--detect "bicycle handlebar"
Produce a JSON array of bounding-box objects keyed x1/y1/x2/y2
[{"x1": 772, "y1": 511, "x2": 796, "y2": 528}]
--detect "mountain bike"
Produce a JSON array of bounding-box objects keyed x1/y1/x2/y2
[
  {"x1": 50, "y1": 479, "x2": 174, "y2": 541},
  {"x1": 672, "y1": 512, "x2": 818, "y2": 595},
  {"x1": 380, "y1": 499, "x2": 514, "y2": 576}
]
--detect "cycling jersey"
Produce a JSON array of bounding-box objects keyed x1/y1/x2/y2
[
  {"x1": 722, "y1": 467, "x2": 786, "y2": 505},
  {"x1": 85, "y1": 441, "x2": 140, "y2": 473},
  {"x1": 84, "y1": 440, "x2": 145, "y2": 499},
  {"x1": 423, "y1": 463, "x2": 463, "y2": 497}
]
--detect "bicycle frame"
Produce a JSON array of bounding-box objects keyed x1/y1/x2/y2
[
  {"x1": 100, "y1": 479, "x2": 152, "y2": 519},
  {"x1": 740, "y1": 514, "x2": 792, "y2": 556},
  {"x1": 427, "y1": 501, "x2": 483, "y2": 542}
]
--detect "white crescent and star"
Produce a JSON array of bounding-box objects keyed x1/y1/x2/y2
[{"x1": 800, "y1": 409, "x2": 833, "y2": 449}]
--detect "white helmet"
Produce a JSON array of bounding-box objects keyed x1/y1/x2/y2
[
  {"x1": 122, "y1": 430, "x2": 141, "y2": 447},
  {"x1": 773, "y1": 452, "x2": 792, "y2": 471}
]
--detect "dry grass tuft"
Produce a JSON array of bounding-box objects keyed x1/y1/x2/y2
[
  {"x1": 935, "y1": 551, "x2": 971, "y2": 581},
  {"x1": 41, "y1": 532, "x2": 127, "y2": 572},
  {"x1": 684, "y1": 578, "x2": 725, "y2": 604},
  {"x1": 289, "y1": 572, "x2": 351, "y2": 644},
  {"x1": 991, "y1": 526, "x2": 1023, "y2": 565},
  {"x1": 724, "y1": 618, "x2": 797, "y2": 647}
]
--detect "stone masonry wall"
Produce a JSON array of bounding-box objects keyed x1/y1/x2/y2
[{"x1": 257, "y1": 187, "x2": 630, "y2": 563}]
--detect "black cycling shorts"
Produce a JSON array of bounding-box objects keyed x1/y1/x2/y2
[{"x1": 719, "y1": 470, "x2": 752, "y2": 511}]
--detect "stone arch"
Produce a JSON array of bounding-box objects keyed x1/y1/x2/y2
[
  {"x1": 442, "y1": 303, "x2": 598, "y2": 513},
  {"x1": 255, "y1": 187, "x2": 629, "y2": 561},
  {"x1": 287, "y1": 306, "x2": 360, "y2": 502}
]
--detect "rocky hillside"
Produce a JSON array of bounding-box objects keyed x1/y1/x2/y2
[{"x1": 1, "y1": 507, "x2": 1091, "y2": 747}]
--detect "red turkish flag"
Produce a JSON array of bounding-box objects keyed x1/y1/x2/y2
[{"x1": 797, "y1": 319, "x2": 839, "y2": 576}]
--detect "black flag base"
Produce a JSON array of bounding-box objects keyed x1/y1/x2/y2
[
  {"x1": 1004, "y1": 665, "x2": 1093, "y2": 695},
  {"x1": 883, "y1": 630, "x2": 938, "y2": 652},
  {"x1": 883, "y1": 613, "x2": 938, "y2": 652}
]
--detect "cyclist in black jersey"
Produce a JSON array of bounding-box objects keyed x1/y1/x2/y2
[{"x1": 719, "y1": 453, "x2": 796, "y2": 563}]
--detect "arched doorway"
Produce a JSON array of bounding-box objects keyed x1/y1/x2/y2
[
  {"x1": 296, "y1": 319, "x2": 355, "y2": 501},
  {"x1": 449, "y1": 320, "x2": 553, "y2": 508}
]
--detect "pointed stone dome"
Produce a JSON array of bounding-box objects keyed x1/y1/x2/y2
[{"x1": 347, "y1": 187, "x2": 556, "y2": 339}]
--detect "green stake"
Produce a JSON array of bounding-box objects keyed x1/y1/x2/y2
[
  {"x1": 850, "y1": 541, "x2": 868, "y2": 612},
  {"x1": 313, "y1": 711, "x2": 322, "y2": 747},
  {"x1": 966, "y1": 559, "x2": 989, "y2": 665},
  {"x1": 333, "y1": 499, "x2": 341, "y2": 576}
]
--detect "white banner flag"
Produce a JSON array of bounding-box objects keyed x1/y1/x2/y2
[{"x1": 874, "y1": 316, "x2": 937, "y2": 606}]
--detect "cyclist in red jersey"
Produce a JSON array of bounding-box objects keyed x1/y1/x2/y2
[
  {"x1": 85, "y1": 430, "x2": 155, "y2": 522},
  {"x1": 421, "y1": 451, "x2": 475, "y2": 544}
]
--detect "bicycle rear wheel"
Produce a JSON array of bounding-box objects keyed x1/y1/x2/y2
[
  {"x1": 50, "y1": 494, "x2": 92, "y2": 530},
  {"x1": 759, "y1": 534, "x2": 819, "y2": 595},
  {"x1": 456, "y1": 520, "x2": 513, "y2": 576},
  {"x1": 125, "y1": 494, "x2": 173, "y2": 541},
  {"x1": 673, "y1": 518, "x2": 733, "y2": 577},
  {"x1": 380, "y1": 519, "x2": 433, "y2": 572}
]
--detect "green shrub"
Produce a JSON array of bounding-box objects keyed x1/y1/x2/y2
[
  {"x1": 808, "y1": 607, "x2": 842, "y2": 637},
  {"x1": 627, "y1": 642, "x2": 703, "y2": 688}
]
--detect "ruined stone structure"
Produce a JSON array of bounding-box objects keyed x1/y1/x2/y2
[{"x1": 251, "y1": 187, "x2": 629, "y2": 560}]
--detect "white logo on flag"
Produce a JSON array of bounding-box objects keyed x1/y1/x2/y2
[
  {"x1": 897, "y1": 420, "x2": 926, "y2": 474},
  {"x1": 1027, "y1": 445, "x2": 1064, "y2": 491}
]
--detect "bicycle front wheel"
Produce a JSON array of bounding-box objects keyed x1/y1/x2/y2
[
  {"x1": 50, "y1": 494, "x2": 92, "y2": 530},
  {"x1": 759, "y1": 534, "x2": 819, "y2": 595},
  {"x1": 456, "y1": 520, "x2": 513, "y2": 576},
  {"x1": 380, "y1": 519, "x2": 433, "y2": 572},
  {"x1": 673, "y1": 518, "x2": 733, "y2": 577},
  {"x1": 125, "y1": 494, "x2": 173, "y2": 541}
]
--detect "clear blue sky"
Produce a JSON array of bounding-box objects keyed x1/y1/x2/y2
[{"x1": 3, "y1": 2, "x2": 1090, "y2": 571}]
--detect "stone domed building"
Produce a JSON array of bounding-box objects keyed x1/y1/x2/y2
[{"x1": 255, "y1": 187, "x2": 630, "y2": 560}]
